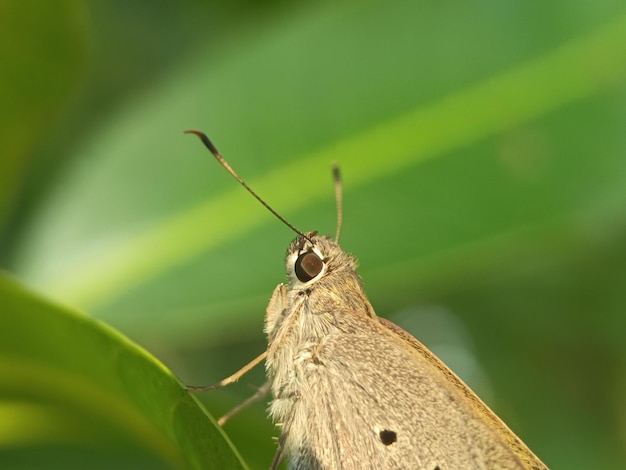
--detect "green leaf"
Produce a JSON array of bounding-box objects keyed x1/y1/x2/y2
[{"x1": 0, "y1": 272, "x2": 246, "y2": 469}]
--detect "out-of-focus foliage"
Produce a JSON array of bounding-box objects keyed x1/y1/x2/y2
[{"x1": 2, "y1": 0, "x2": 626, "y2": 468}]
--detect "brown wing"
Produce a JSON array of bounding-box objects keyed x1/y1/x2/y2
[
  {"x1": 286, "y1": 311, "x2": 547, "y2": 470},
  {"x1": 383, "y1": 315, "x2": 547, "y2": 469}
]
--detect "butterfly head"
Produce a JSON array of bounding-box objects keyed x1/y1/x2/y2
[{"x1": 285, "y1": 231, "x2": 358, "y2": 290}]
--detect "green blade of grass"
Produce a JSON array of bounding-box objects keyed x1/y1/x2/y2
[{"x1": 31, "y1": 12, "x2": 626, "y2": 312}]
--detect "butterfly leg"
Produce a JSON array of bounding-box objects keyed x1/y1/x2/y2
[
  {"x1": 270, "y1": 433, "x2": 286, "y2": 470},
  {"x1": 217, "y1": 380, "x2": 271, "y2": 425},
  {"x1": 186, "y1": 350, "x2": 267, "y2": 391}
]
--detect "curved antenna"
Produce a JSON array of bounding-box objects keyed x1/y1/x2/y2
[
  {"x1": 184, "y1": 129, "x2": 311, "y2": 242},
  {"x1": 332, "y1": 163, "x2": 343, "y2": 243}
]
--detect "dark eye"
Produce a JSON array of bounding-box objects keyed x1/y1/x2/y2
[{"x1": 295, "y1": 252, "x2": 324, "y2": 282}]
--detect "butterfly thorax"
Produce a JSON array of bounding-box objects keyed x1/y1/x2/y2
[{"x1": 264, "y1": 233, "x2": 377, "y2": 442}]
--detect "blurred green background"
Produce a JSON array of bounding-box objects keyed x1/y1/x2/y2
[{"x1": 2, "y1": 0, "x2": 626, "y2": 468}]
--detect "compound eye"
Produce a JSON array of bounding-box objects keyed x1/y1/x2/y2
[{"x1": 295, "y1": 252, "x2": 324, "y2": 282}]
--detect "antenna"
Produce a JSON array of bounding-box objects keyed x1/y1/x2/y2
[
  {"x1": 332, "y1": 163, "x2": 343, "y2": 243},
  {"x1": 184, "y1": 129, "x2": 311, "y2": 242}
]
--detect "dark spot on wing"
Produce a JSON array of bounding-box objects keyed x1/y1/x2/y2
[{"x1": 379, "y1": 429, "x2": 397, "y2": 445}]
